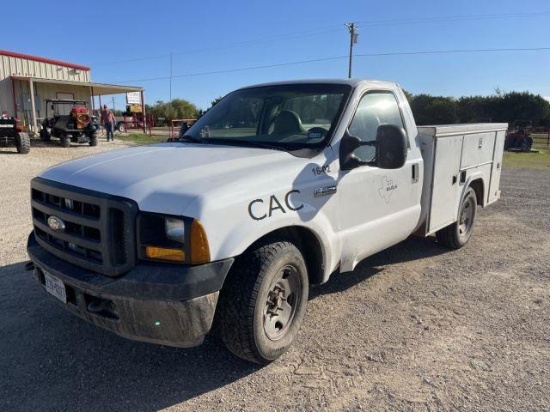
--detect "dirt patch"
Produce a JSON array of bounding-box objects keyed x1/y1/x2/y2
[{"x1": 0, "y1": 142, "x2": 548, "y2": 411}]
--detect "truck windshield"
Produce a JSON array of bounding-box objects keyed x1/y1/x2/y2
[{"x1": 182, "y1": 83, "x2": 351, "y2": 150}]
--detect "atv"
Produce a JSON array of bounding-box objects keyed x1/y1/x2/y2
[
  {"x1": 0, "y1": 116, "x2": 30, "y2": 154},
  {"x1": 40, "y1": 100, "x2": 99, "y2": 147}
]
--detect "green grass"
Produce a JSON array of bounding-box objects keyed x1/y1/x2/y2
[
  {"x1": 502, "y1": 133, "x2": 550, "y2": 169},
  {"x1": 115, "y1": 133, "x2": 168, "y2": 145}
]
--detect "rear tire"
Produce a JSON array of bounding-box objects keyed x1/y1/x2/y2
[
  {"x1": 218, "y1": 241, "x2": 309, "y2": 364},
  {"x1": 116, "y1": 122, "x2": 125, "y2": 133},
  {"x1": 436, "y1": 187, "x2": 477, "y2": 249},
  {"x1": 89, "y1": 135, "x2": 98, "y2": 146},
  {"x1": 60, "y1": 135, "x2": 70, "y2": 147},
  {"x1": 16, "y1": 133, "x2": 30, "y2": 154}
]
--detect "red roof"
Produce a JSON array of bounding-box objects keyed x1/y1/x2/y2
[{"x1": 0, "y1": 50, "x2": 90, "y2": 71}]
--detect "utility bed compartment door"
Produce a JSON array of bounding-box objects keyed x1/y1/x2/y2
[
  {"x1": 460, "y1": 132, "x2": 496, "y2": 169},
  {"x1": 429, "y1": 135, "x2": 463, "y2": 233}
]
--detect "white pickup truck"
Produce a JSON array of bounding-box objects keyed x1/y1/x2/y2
[{"x1": 27, "y1": 79, "x2": 506, "y2": 364}]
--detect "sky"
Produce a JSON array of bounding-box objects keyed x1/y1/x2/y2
[{"x1": 3, "y1": 0, "x2": 550, "y2": 111}]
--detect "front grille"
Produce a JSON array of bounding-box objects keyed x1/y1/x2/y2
[{"x1": 31, "y1": 178, "x2": 137, "y2": 277}]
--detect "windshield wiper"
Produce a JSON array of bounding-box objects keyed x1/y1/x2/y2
[
  {"x1": 205, "y1": 138, "x2": 300, "y2": 152},
  {"x1": 178, "y1": 134, "x2": 201, "y2": 143}
]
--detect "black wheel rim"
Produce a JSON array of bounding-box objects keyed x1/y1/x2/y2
[
  {"x1": 458, "y1": 194, "x2": 475, "y2": 239},
  {"x1": 263, "y1": 264, "x2": 302, "y2": 341}
]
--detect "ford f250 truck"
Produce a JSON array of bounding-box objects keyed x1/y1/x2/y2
[{"x1": 27, "y1": 79, "x2": 507, "y2": 364}]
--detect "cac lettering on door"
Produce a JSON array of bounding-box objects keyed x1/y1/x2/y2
[{"x1": 248, "y1": 190, "x2": 303, "y2": 221}]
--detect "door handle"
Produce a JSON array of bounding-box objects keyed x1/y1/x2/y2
[{"x1": 412, "y1": 163, "x2": 419, "y2": 183}]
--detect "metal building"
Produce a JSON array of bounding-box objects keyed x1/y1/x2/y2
[{"x1": 0, "y1": 50, "x2": 144, "y2": 134}]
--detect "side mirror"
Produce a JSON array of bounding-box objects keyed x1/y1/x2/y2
[
  {"x1": 340, "y1": 133, "x2": 380, "y2": 170},
  {"x1": 375, "y1": 125, "x2": 407, "y2": 169},
  {"x1": 340, "y1": 124, "x2": 407, "y2": 171}
]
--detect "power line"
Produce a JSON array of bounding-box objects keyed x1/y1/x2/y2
[
  {"x1": 88, "y1": 25, "x2": 342, "y2": 66},
  {"x1": 355, "y1": 46, "x2": 550, "y2": 57},
  {"x1": 355, "y1": 11, "x2": 550, "y2": 27},
  {"x1": 171, "y1": 26, "x2": 342, "y2": 57},
  {"x1": 112, "y1": 56, "x2": 347, "y2": 84},
  {"x1": 110, "y1": 46, "x2": 550, "y2": 84},
  {"x1": 91, "y1": 53, "x2": 171, "y2": 66},
  {"x1": 347, "y1": 46, "x2": 550, "y2": 60},
  {"x1": 90, "y1": 11, "x2": 550, "y2": 67}
]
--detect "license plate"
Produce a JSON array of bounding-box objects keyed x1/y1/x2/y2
[{"x1": 43, "y1": 269, "x2": 67, "y2": 303}]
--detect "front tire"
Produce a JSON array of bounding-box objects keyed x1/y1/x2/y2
[
  {"x1": 16, "y1": 132, "x2": 30, "y2": 154},
  {"x1": 219, "y1": 241, "x2": 309, "y2": 364},
  {"x1": 89, "y1": 135, "x2": 98, "y2": 146},
  {"x1": 60, "y1": 135, "x2": 70, "y2": 147},
  {"x1": 436, "y1": 187, "x2": 477, "y2": 249}
]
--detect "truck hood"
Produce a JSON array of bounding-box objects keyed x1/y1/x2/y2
[{"x1": 39, "y1": 142, "x2": 312, "y2": 216}]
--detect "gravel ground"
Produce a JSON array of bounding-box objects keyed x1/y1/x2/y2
[{"x1": 0, "y1": 140, "x2": 549, "y2": 412}]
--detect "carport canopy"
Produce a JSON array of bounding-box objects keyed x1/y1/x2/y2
[
  {"x1": 11, "y1": 76, "x2": 144, "y2": 132},
  {"x1": 11, "y1": 75, "x2": 143, "y2": 96}
]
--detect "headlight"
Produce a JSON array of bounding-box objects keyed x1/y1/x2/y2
[
  {"x1": 165, "y1": 217, "x2": 186, "y2": 243},
  {"x1": 138, "y1": 214, "x2": 210, "y2": 265}
]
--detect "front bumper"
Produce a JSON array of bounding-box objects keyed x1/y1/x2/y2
[{"x1": 27, "y1": 234, "x2": 234, "y2": 348}]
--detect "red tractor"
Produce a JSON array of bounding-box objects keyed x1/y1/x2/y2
[{"x1": 0, "y1": 115, "x2": 30, "y2": 154}]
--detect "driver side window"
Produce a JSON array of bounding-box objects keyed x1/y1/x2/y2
[{"x1": 348, "y1": 92, "x2": 405, "y2": 163}]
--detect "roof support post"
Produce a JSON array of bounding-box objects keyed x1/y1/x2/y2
[
  {"x1": 10, "y1": 76, "x2": 17, "y2": 117},
  {"x1": 29, "y1": 78, "x2": 38, "y2": 134},
  {"x1": 141, "y1": 90, "x2": 146, "y2": 134}
]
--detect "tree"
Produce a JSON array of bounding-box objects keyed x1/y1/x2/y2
[
  {"x1": 401, "y1": 89, "x2": 414, "y2": 103},
  {"x1": 210, "y1": 96, "x2": 223, "y2": 109},
  {"x1": 458, "y1": 91, "x2": 550, "y2": 126},
  {"x1": 410, "y1": 91, "x2": 550, "y2": 127},
  {"x1": 409, "y1": 94, "x2": 458, "y2": 125},
  {"x1": 457, "y1": 95, "x2": 497, "y2": 123},
  {"x1": 496, "y1": 91, "x2": 550, "y2": 126},
  {"x1": 145, "y1": 99, "x2": 199, "y2": 126}
]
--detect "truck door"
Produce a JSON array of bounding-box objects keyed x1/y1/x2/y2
[{"x1": 337, "y1": 90, "x2": 423, "y2": 271}]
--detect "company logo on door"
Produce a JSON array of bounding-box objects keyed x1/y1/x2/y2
[{"x1": 378, "y1": 176, "x2": 397, "y2": 204}]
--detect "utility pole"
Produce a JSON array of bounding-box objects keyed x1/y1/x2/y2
[
  {"x1": 169, "y1": 51, "x2": 173, "y2": 104},
  {"x1": 345, "y1": 23, "x2": 359, "y2": 78},
  {"x1": 169, "y1": 51, "x2": 173, "y2": 122}
]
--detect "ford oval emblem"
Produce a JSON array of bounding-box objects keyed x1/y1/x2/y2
[{"x1": 47, "y1": 216, "x2": 66, "y2": 232}]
